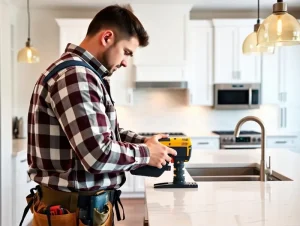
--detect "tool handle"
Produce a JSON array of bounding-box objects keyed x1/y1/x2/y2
[{"x1": 130, "y1": 162, "x2": 171, "y2": 177}]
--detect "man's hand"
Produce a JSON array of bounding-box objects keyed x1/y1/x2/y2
[{"x1": 145, "y1": 134, "x2": 177, "y2": 169}]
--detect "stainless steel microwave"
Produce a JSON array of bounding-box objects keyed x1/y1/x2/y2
[{"x1": 214, "y1": 83, "x2": 261, "y2": 110}]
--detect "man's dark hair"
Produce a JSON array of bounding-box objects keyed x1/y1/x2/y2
[{"x1": 87, "y1": 5, "x2": 149, "y2": 47}]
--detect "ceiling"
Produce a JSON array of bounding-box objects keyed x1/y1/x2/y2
[{"x1": 10, "y1": 0, "x2": 300, "y2": 11}]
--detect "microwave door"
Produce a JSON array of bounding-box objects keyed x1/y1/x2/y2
[
  {"x1": 214, "y1": 84, "x2": 261, "y2": 110},
  {"x1": 215, "y1": 89, "x2": 250, "y2": 109}
]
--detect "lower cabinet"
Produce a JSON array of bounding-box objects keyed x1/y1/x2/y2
[
  {"x1": 120, "y1": 172, "x2": 146, "y2": 198},
  {"x1": 266, "y1": 135, "x2": 298, "y2": 152},
  {"x1": 191, "y1": 137, "x2": 220, "y2": 149},
  {"x1": 12, "y1": 151, "x2": 36, "y2": 226}
]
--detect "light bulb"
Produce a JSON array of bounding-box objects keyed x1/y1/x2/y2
[{"x1": 277, "y1": 17, "x2": 282, "y2": 36}]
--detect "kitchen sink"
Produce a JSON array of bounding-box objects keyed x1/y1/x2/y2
[{"x1": 186, "y1": 166, "x2": 292, "y2": 182}]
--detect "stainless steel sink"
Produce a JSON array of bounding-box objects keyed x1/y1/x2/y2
[
  {"x1": 187, "y1": 167, "x2": 260, "y2": 177},
  {"x1": 186, "y1": 166, "x2": 292, "y2": 182}
]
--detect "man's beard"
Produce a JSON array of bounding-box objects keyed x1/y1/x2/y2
[{"x1": 99, "y1": 47, "x2": 120, "y2": 77}]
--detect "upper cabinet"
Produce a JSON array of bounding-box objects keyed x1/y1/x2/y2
[
  {"x1": 187, "y1": 20, "x2": 213, "y2": 106},
  {"x1": 56, "y1": 19, "x2": 91, "y2": 55},
  {"x1": 131, "y1": 4, "x2": 192, "y2": 83},
  {"x1": 213, "y1": 19, "x2": 261, "y2": 84},
  {"x1": 131, "y1": 4, "x2": 192, "y2": 67}
]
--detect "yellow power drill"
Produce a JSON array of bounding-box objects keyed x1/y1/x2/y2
[{"x1": 130, "y1": 137, "x2": 198, "y2": 189}]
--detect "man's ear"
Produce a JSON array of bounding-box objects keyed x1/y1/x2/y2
[{"x1": 99, "y1": 30, "x2": 114, "y2": 47}]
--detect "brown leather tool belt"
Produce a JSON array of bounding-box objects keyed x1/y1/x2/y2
[{"x1": 19, "y1": 185, "x2": 125, "y2": 226}]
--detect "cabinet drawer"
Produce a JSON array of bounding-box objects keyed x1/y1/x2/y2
[
  {"x1": 192, "y1": 138, "x2": 219, "y2": 149},
  {"x1": 267, "y1": 137, "x2": 297, "y2": 148}
]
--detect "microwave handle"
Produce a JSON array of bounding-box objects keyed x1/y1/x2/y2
[{"x1": 248, "y1": 88, "x2": 252, "y2": 106}]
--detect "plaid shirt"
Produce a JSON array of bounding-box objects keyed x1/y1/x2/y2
[{"x1": 27, "y1": 43, "x2": 150, "y2": 192}]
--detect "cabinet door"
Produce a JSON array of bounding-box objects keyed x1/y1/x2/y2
[
  {"x1": 59, "y1": 27, "x2": 87, "y2": 55},
  {"x1": 188, "y1": 21, "x2": 213, "y2": 106},
  {"x1": 261, "y1": 50, "x2": 280, "y2": 105},
  {"x1": 134, "y1": 176, "x2": 145, "y2": 192},
  {"x1": 284, "y1": 45, "x2": 300, "y2": 107},
  {"x1": 119, "y1": 172, "x2": 135, "y2": 193},
  {"x1": 280, "y1": 45, "x2": 300, "y2": 131},
  {"x1": 109, "y1": 64, "x2": 133, "y2": 106},
  {"x1": 56, "y1": 19, "x2": 91, "y2": 55},
  {"x1": 266, "y1": 136, "x2": 298, "y2": 149},
  {"x1": 214, "y1": 27, "x2": 238, "y2": 83},
  {"x1": 14, "y1": 153, "x2": 37, "y2": 226},
  {"x1": 191, "y1": 137, "x2": 220, "y2": 149},
  {"x1": 238, "y1": 26, "x2": 261, "y2": 83},
  {"x1": 132, "y1": 4, "x2": 189, "y2": 66}
]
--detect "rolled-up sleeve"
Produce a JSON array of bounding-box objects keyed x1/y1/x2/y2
[{"x1": 49, "y1": 67, "x2": 150, "y2": 173}]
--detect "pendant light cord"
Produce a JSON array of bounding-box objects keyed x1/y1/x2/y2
[
  {"x1": 257, "y1": 0, "x2": 260, "y2": 24},
  {"x1": 27, "y1": 0, "x2": 31, "y2": 43}
]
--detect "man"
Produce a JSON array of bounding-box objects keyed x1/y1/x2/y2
[{"x1": 25, "y1": 4, "x2": 177, "y2": 226}]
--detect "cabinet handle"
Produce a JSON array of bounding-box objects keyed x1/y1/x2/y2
[
  {"x1": 280, "y1": 108, "x2": 283, "y2": 128},
  {"x1": 197, "y1": 142, "x2": 209, "y2": 145},
  {"x1": 20, "y1": 159, "x2": 26, "y2": 163},
  {"x1": 237, "y1": 71, "x2": 241, "y2": 80},
  {"x1": 207, "y1": 31, "x2": 211, "y2": 101},
  {"x1": 284, "y1": 107, "x2": 287, "y2": 128},
  {"x1": 278, "y1": 92, "x2": 282, "y2": 102},
  {"x1": 275, "y1": 141, "x2": 287, "y2": 144},
  {"x1": 248, "y1": 88, "x2": 252, "y2": 106},
  {"x1": 284, "y1": 92, "x2": 287, "y2": 102}
]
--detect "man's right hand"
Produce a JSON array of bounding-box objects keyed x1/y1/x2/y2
[{"x1": 145, "y1": 134, "x2": 177, "y2": 169}]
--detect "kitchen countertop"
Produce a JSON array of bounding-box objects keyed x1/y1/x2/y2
[{"x1": 144, "y1": 148, "x2": 300, "y2": 226}]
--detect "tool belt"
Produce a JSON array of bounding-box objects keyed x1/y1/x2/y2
[{"x1": 19, "y1": 185, "x2": 125, "y2": 226}]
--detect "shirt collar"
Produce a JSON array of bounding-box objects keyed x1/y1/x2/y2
[{"x1": 64, "y1": 43, "x2": 109, "y2": 77}]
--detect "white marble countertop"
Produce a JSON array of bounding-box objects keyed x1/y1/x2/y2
[{"x1": 144, "y1": 148, "x2": 300, "y2": 226}]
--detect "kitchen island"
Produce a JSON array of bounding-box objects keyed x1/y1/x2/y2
[{"x1": 144, "y1": 148, "x2": 300, "y2": 226}]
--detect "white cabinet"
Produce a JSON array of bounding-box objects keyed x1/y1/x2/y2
[
  {"x1": 132, "y1": 4, "x2": 192, "y2": 67},
  {"x1": 134, "y1": 176, "x2": 146, "y2": 192},
  {"x1": 131, "y1": 4, "x2": 192, "y2": 85},
  {"x1": 261, "y1": 49, "x2": 281, "y2": 105},
  {"x1": 55, "y1": 19, "x2": 134, "y2": 106},
  {"x1": 120, "y1": 172, "x2": 145, "y2": 198},
  {"x1": 55, "y1": 19, "x2": 91, "y2": 55},
  {"x1": 187, "y1": 20, "x2": 213, "y2": 106},
  {"x1": 263, "y1": 44, "x2": 300, "y2": 130},
  {"x1": 267, "y1": 136, "x2": 298, "y2": 150},
  {"x1": 109, "y1": 62, "x2": 134, "y2": 106},
  {"x1": 191, "y1": 137, "x2": 220, "y2": 150},
  {"x1": 119, "y1": 172, "x2": 135, "y2": 193},
  {"x1": 213, "y1": 19, "x2": 261, "y2": 84},
  {"x1": 12, "y1": 151, "x2": 37, "y2": 226}
]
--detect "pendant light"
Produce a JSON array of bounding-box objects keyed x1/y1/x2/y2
[
  {"x1": 257, "y1": 0, "x2": 300, "y2": 47},
  {"x1": 17, "y1": 0, "x2": 40, "y2": 63},
  {"x1": 243, "y1": 0, "x2": 275, "y2": 55}
]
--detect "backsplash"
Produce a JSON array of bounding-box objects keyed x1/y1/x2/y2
[{"x1": 115, "y1": 89, "x2": 279, "y2": 134}]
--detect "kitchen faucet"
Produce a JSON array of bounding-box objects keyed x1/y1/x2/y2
[{"x1": 234, "y1": 116, "x2": 271, "y2": 182}]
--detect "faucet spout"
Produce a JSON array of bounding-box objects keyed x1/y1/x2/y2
[{"x1": 234, "y1": 116, "x2": 266, "y2": 181}]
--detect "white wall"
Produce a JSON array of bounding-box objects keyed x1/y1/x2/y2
[
  {"x1": 15, "y1": 7, "x2": 284, "y2": 136},
  {"x1": 0, "y1": 1, "x2": 14, "y2": 225}
]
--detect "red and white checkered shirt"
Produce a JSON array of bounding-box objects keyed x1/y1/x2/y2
[{"x1": 27, "y1": 43, "x2": 150, "y2": 192}]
